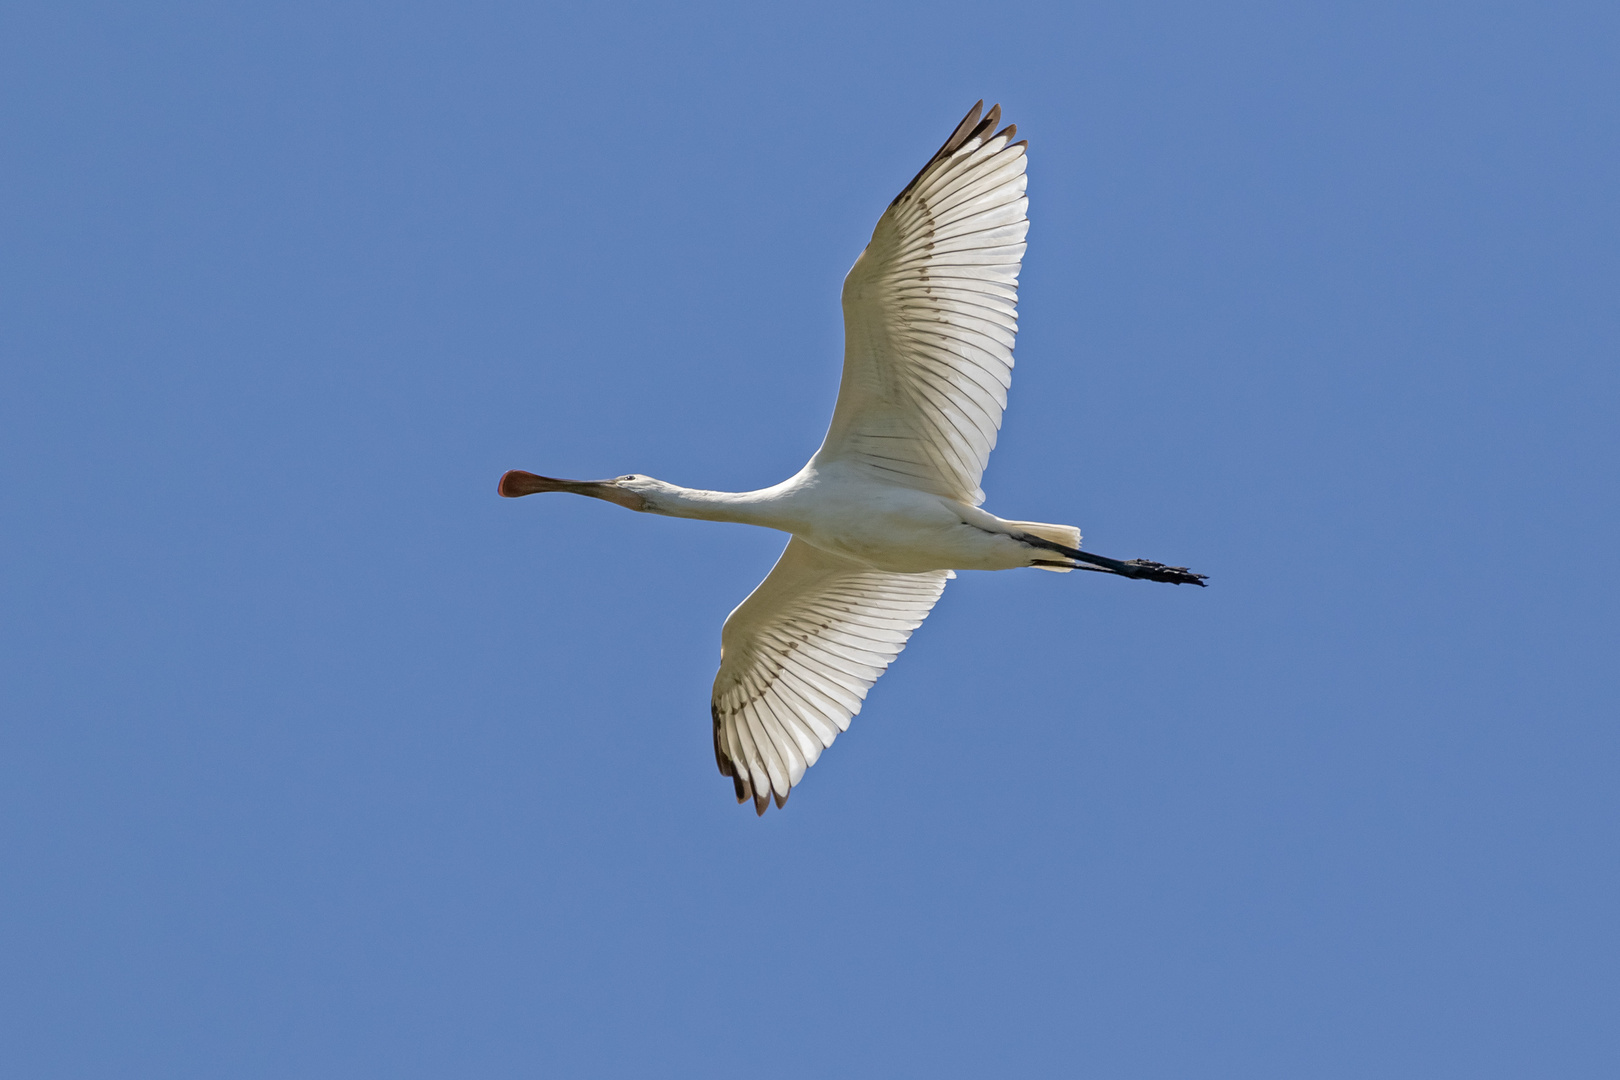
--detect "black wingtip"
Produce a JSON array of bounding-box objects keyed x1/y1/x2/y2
[
  {"x1": 891, "y1": 100, "x2": 1003, "y2": 208},
  {"x1": 968, "y1": 103, "x2": 1001, "y2": 145},
  {"x1": 955, "y1": 100, "x2": 985, "y2": 140},
  {"x1": 711, "y1": 703, "x2": 734, "y2": 776}
]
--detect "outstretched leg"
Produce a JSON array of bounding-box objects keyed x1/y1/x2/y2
[{"x1": 1021, "y1": 534, "x2": 1207, "y2": 586}]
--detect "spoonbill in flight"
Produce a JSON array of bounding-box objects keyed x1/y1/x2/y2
[{"x1": 499, "y1": 102, "x2": 1205, "y2": 814}]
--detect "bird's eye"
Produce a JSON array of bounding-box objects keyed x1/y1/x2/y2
[{"x1": 618, "y1": 475, "x2": 635, "y2": 482}]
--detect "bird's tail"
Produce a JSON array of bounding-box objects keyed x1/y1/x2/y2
[{"x1": 1003, "y1": 520, "x2": 1082, "y2": 572}]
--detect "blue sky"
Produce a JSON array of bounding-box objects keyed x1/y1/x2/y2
[{"x1": 2, "y1": 2, "x2": 1616, "y2": 1077}]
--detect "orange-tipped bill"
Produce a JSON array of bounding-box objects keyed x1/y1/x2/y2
[{"x1": 497, "y1": 470, "x2": 646, "y2": 511}]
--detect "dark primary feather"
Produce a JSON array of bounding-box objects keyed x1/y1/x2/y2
[{"x1": 891, "y1": 101, "x2": 1002, "y2": 206}]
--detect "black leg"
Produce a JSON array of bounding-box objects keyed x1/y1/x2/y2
[{"x1": 1020, "y1": 535, "x2": 1208, "y2": 586}]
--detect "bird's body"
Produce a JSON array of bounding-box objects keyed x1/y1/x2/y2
[
  {"x1": 500, "y1": 102, "x2": 1205, "y2": 813},
  {"x1": 612, "y1": 464, "x2": 1060, "y2": 574}
]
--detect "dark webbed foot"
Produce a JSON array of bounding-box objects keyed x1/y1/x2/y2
[
  {"x1": 1016, "y1": 532, "x2": 1208, "y2": 586},
  {"x1": 1116, "y1": 559, "x2": 1208, "y2": 586}
]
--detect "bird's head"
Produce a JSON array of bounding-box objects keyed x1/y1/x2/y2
[{"x1": 497, "y1": 470, "x2": 681, "y2": 513}]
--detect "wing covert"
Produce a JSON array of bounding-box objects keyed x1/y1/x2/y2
[{"x1": 711, "y1": 538, "x2": 951, "y2": 814}]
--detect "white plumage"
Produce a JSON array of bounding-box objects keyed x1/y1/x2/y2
[
  {"x1": 827, "y1": 109, "x2": 1027, "y2": 507},
  {"x1": 499, "y1": 103, "x2": 1204, "y2": 814},
  {"x1": 711, "y1": 538, "x2": 952, "y2": 805}
]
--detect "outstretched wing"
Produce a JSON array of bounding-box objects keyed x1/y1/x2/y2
[
  {"x1": 712, "y1": 538, "x2": 952, "y2": 814},
  {"x1": 814, "y1": 101, "x2": 1029, "y2": 507}
]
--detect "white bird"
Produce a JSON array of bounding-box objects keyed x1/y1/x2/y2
[{"x1": 500, "y1": 102, "x2": 1205, "y2": 814}]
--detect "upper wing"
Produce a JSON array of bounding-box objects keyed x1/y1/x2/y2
[
  {"x1": 814, "y1": 102, "x2": 1029, "y2": 507},
  {"x1": 712, "y1": 538, "x2": 952, "y2": 814}
]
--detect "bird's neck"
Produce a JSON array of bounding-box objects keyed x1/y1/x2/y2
[{"x1": 651, "y1": 485, "x2": 789, "y2": 528}]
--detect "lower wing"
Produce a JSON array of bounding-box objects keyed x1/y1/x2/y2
[{"x1": 711, "y1": 537, "x2": 952, "y2": 814}]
